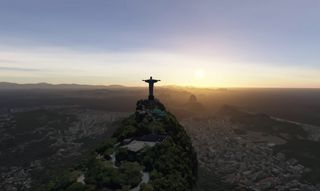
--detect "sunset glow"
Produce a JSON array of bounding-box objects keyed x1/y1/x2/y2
[
  {"x1": 194, "y1": 69, "x2": 206, "y2": 80},
  {"x1": 0, "y1": 1, "x2": 319, "y2": 88}
]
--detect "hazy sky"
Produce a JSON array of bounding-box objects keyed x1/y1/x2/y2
[{"x1": 0, "y1": 0, "x2": 319, "y2": 87}]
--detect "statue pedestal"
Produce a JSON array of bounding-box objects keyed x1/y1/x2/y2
[{"x1": 148, "y1": 95, "x2": 154, "y2": 100}]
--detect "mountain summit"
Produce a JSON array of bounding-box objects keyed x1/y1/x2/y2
[{"x1": 45, "y1": 99, "x2": 197, "y2": 191}]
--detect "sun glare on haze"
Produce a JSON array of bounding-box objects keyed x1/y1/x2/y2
[
  {"x1": 194, "y1": 69, "x2": 205, "y2": 79},
  {"x1": 190, "y1": 69, "x2": 208, "y2": 87}
]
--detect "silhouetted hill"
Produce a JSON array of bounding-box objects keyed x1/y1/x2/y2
[
  {"x1": 0, "y1": 82, "x2": 128, "y2": 90},
  {"x1": 185, "y1": 95, "x2": 205, "y2": 111},
  {"x1": 42, "y1": 99, "x2": 197, "y2": 191}
]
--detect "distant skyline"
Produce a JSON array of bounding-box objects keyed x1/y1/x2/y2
[{"x1": 0, "y1": 0, "x2": 320, "y2": 88}]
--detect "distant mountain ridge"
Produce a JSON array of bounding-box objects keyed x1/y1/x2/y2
[
  {"x1": 0, "y1": 82, "x2": 127, "y2": 90},
  {"x1": 0, "y1": 82, "x2": 220, "y2": 91}
]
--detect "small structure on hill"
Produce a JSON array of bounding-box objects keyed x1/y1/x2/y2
[
  {"x1": 121, "y1": 141, "x2": 156, "y2": 153},
  {"x1": 121, "y1": 134, "x2": 167, "y2": 153}
]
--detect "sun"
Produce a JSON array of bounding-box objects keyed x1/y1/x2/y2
[{"x1": 194, "y1": 69, "x2": 206, "y2": 79}]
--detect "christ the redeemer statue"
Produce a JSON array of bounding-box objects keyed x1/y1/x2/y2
[{"x1": 143, "y1": 76, "x2": 160, "y2": 100}]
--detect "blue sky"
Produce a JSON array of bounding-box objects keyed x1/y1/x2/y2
[{"x1": 0, "y1": 0, "x2": 319, "y2": 87}]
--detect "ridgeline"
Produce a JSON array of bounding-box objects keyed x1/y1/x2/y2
[{"x1": 43, "y1": 99, "x2": 197, "y2": 191}]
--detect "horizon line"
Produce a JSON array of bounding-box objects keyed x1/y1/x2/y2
[{"x1": 0, "y1": 81, "x2": 319, "y2": 89}]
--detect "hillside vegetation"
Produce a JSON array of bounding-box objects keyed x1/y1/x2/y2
[{"x1": 43, "y1": 99, "x2": 197, "y2": 191}]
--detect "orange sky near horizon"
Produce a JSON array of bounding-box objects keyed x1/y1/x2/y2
[{"x1": 0, "y1": 47, "x2": 319, "y2": 88}]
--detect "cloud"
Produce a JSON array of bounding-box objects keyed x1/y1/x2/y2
[
  {"x1": 0, "y1": 66, "x2": 40, "y2": 72},
  {"x1": 0, "y1": 59, "x2": 19, "y2": 63}
]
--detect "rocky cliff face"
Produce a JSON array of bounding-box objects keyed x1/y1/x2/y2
[{"x1": 44, "y1": 99, "x2": 197, "y2": 191}]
